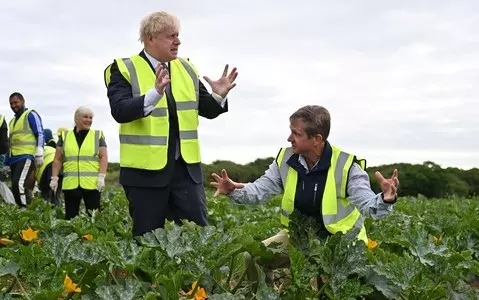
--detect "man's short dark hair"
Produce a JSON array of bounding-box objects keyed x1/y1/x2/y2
[
  {"x1": 290, "y1": 105, "x2": 331, "y2": 140},
  {"x1": 9, "y1": 92, "x2": 24, "y2": 101}
]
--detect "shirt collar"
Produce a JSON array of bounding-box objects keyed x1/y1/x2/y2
[
  {"x1": 143, "y1": 49, "x2": 165, "y2": 68},
  {"x1": 297, "y1": 141, "x2": 332, "y2": 173}
]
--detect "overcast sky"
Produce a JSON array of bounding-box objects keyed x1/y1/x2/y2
[{"x1": 1, "y1": 1, "x2": 478, "y2": 169}]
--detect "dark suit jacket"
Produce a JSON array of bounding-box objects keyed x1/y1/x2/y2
[{"x1": 106, "y1": 50, "x2": 228, "y2": 187}]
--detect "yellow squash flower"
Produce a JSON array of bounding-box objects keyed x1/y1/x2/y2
[
  {"x1": 186, "y1": 281, "x2": 207, "y2": 300},
  {"x1": 82, "y1": 234, "x2": 93, "y2": 241},
  {"x1": 367, "y1": 238, "x2": 378, "y2": 249},
  {"x1": 64, "y1": 275, "x2": 81, "y2": 293},
  {"x1": 21, "y1": 227, "x2": 39, "y2": 242}
]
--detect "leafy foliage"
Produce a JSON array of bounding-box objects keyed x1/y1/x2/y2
[{"x1": 0, "y1": 189, "x2": 478, "y2": 299}]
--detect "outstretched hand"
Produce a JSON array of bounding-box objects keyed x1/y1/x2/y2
[
  {"x1": 203, "y1": 64, "x2": 238, "y2": 98},
  {"x1": 375, "y1": 169, "x2": 400, "y2": 203},
  {"x1": 210, "y1": 169, "x2": 244, "y2": 198}
]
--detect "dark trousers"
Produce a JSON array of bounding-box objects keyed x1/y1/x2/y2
[
  {"x1": 10, "y1": 159, "x2": 36, "y2": 207},
  {"x1": 39, "y1": 163, "x2": 62, "y2": 205},
  {"x1": 63, "y1": 188, "x2": 101, "y2": 220},
  {"x1": 124, "y1": 160, "x2": 208, "y2": 237}
]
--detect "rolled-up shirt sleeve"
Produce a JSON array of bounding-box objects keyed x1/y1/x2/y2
[
  {"x1": 346, "y1": 163, "x2": 394, "y2": 219},
  {"x1": 228, "y1": 160, "x2": 284, "y2": 205}
]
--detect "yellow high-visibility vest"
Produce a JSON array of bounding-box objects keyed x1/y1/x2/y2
[
  {"x1": 8, "y1": 109, "x2": 37, "y2": 156},
  {"x1": 62, "y1": 129, "x2": 101, "y2": 190},
  {"x1": 0, "y1": 114, "x2": 4, "y2": 126},
  {"x1": 276, "y1": 145, "x2": 368, "y2": 244},
  {"x1": 104, "y1": 55, "x2": 200, "y2": 170},
  {"x1": 35, "y1": 145, "x2": 56, "y2": 182}
]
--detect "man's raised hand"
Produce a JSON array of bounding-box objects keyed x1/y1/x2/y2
[
  {"x1": 155, "y1": 63, "x2": 171, "y2": 95},
  {"x1": 203, "y1": 64, "x2": 238, "y2": 98},
  {"x1": 375, "y1": 169, "x2": 399, "y2": 203},
  {"x1": 210, "y1": 169, "x2": 244, "y2": 199}
]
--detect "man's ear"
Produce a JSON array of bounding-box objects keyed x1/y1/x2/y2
[{"x1": 316, "y1": 134, "x2": 324, "y2": 143}]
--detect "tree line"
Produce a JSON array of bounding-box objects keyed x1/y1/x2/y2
[{"x1": 107, "y1": 159, "x2": 479, "y2": 199}]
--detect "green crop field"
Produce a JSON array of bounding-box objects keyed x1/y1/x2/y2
[{"x1": 0, "y1": 188, "x2": 478, "y2": 299}]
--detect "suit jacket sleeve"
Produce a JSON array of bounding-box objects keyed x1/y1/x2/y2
[
  {"x1": 106, "y1": 61, "x2": 147, "y2": 124},
  {"x1": 197, "y1": 80, "x2": 229, "y2": 119}
]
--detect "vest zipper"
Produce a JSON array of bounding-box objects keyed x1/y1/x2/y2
[{"x1": 313, "y1": 183, "x2": 318, "y2": 208}]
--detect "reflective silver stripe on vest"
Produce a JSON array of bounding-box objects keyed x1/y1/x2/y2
[
  {"x1": 178, "y1": 57, "x2": 199, "y2": 101},
  {"x1": 179, "y1": 130, "x2": 198, "y2": 140},
  {"x1": 176, "y1": 101, "x2": 199, "y2": 111},
  {"x1": 278, "y1": 147, "x2": 294, "y2": 187},
  {"x1": 151, "y1": 108, "x2": 167, "y2": 117},
  {"x1": 335, "y1": 151, "x2": 350, "y2": 197},
  {"x1": 94, "y1": 130, "x2": 100, "y2": 154},
  {"x1": 281, "y1": 209, "x2": 290, "y2": 217},
  {"x1": 119, "y1": 134, "x2": 167, "y2": 145},
  {"x1": 10, "y1": 130, "x2": 32, "y2": 136},
  {"x1": 323, "y1": 211, "x2": 364, "y2": 229},
  {"x1": 63, "y1": 172, "x2": 98, "y2": 177},
  {"x1": 64, "y1": 156, "x2": 100, "y2": 162},
  {"x1": 122, "y1": 58, "x2": 141, "y2": 98},
  {"x1": 11, "y1": 141, "x2": 36, "y2": 146}
]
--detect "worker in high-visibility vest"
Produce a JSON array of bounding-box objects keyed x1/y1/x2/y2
[
  {"x1": 50, "y1": 106, "x2": 108, "y2": 220},
  {"x1": 35, "y1": 128, "x2": 62, "y2": 205},
  {"x1": 5, "y1": 92, "x2": 45, "y2": 207},
  {"x1": 49, "y1": 106, "x2": 108, "y2": 220},
  {"x1": 103, "y1": 11, "x2": 238, "y2": 237},
  {"x1": 211, "y1": 105, "x2": 400, "y2": 248}
]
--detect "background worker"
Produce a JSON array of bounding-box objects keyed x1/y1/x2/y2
[
  {"x1": 50, "y1": 107, "x2": 108, "y2": 219},
  {"x1": 5, "y1": 92, "x2": 45, "y2": 208},
  {"x1": 104, "y1": 11, "x2": 238, "y2": 237},
  {"x1": 44, "y1": 128, "x2": 56, "y2": 148},
  {"x1": 56, "y1": 127, "x2": 68, "y2": 140},
  {"x1": 35, "y1": 128, "x2": 61, "y2": 205}
]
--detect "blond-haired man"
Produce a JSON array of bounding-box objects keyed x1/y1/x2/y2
[{"x1": 104, "y1": 11, "x2": 238, "y2": 237}]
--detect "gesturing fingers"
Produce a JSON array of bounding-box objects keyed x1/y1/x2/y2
[
  {"x1": 222, "y1": 64, "x2": 229, "y2": 77},
  {"x1": 227, "y1": 67, "x2": 238, "y2": 82},
  {"x1": 210, "y1": 182, "x2": 219, "y2": 188},
  {"x1": 393, "y1": 177, "x2": 400, "y2": 189},
  {"x1": 375, "y1": 171, "x2": 386, "y2": 184},
  {"x1": 211, "y1": 172, "x2": 221, "y2": 182},
  {"x1": 221, "y1": 169, "x2": 229, "y2": 179},
  {"x1": 155, "y1": 64, "x2": 166, "y2": 78},
  {"x1": 392, "y1": 169, "x2": 398, "y2": 179}
]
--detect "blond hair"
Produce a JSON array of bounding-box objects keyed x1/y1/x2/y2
[
  {"x1": 139, "y1": 11, "x2": 181, "y2": 43},
  {"x1": 74, "y1": 106, "x2": 94, "y2": 124}
]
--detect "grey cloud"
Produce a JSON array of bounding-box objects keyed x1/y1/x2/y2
[{"x1": 1, "y1": 1, "x2": 478, "y2": 168}]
